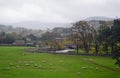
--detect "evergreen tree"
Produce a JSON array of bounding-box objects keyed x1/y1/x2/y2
[{"x1": 111, "y1": 19, "x2": 120, "y2": 66}]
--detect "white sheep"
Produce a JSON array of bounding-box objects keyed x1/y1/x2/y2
[
  {"x1": 81, "y1": 67, "x2": 87, "y2": 69},
  {"x1": 38, "y1": 65, "x2": 42, "y2": 68},
  {"x1": 96, "y1": 67, "x2": 99, "y2": 70},
  {"x1": 10, "y1": 63, "x2": 14, "y2": 66},
  {"x1": 77, "y1": 72, "x2": 81, "y2": 75},
  {"x1": 6, "y1": 67, "x2": 10, "y2": 70},
  {"x1": 25, "y1": 63, "x2": 30, "y2": 66},
  {"x1": 34, "y1": 64, "x2": 38, "y2": 67},
  {"x1": 16, "y1": 66, "x2": 20, "y2": 68}
]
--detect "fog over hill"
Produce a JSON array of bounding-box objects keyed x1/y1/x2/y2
[
  {"x1": 84, "y1": 16, "x2": 113, "y2": 21},
  {"x1": 0, "y1": 16, "x2": 116, "y2": 37},
  {"x1": 11, "y1": 21, "x2": 71, "y2": 30},
  {"x1": 8, "y1": 16, "x2": 113, "y2": 30}
]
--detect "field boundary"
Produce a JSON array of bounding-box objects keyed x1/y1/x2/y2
[{"x1": 84, "y1": 59, "x2": 120, "y2": 72}]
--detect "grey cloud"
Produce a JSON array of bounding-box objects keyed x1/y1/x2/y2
[{"x1": 0, "y1": 0, "x2": 120, "y2": 24}]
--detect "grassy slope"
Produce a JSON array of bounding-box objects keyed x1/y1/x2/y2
[{"x1": 0, "y1": 46, "x2": 120, "y2": 78}]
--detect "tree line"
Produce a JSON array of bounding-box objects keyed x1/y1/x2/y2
[
  {"x1": 0, "y1": 32, "x2": 15, "y2": 44},
  {"x1": 72, "y1": 19, "x2": 120, "y2": 66}
]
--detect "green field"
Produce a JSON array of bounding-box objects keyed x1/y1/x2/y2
[{"x1": 0, "y1": 46, "x2": 120, "y2": 78}]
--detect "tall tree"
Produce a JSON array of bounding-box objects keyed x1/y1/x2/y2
[
  {"x1": 97, "y1": 19, "x2": 120, "y2": 66},
  {"x1": 111, "y1": 19, "x2": 120, "y2": 66},
  {"x1": 90, "y1": 27, "x2": 99, "y2": 54},
  {"x1": 73, "y1": 21, "x2": 91, "y2": 54},
  {"x1": 97, "y1": 21, "x2": 113, "y2": 54}
]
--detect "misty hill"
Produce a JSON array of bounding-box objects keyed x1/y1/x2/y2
[
  {"x1": 0, "y1": 24, "x2": 43, "y2": 37},
  {"x1": 0, "y1": 16, "x2": 114, "y2": 37},
  {"x1": 0, "y1": 24, "x2": 27, "y2": 34},
  {"x1": 12, "y1": 21, "x2": 72, "y2": 30},
  {"x1": 9, "y1": 17, "x2": 113, "y2": 30},
  {"x1": 52, "y1": 27, "x2": 72, "y2": 36},
  {"x1": 84, "y1": 16, "x2": 113, "y2": 21}
]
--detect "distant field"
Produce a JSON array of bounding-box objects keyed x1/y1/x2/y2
[{"x1": 0, "y1": 46, "x2": 120, "y2": 78}]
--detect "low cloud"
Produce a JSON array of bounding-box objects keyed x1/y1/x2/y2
[{"x1": 0, "y1": 0, "x2": 120, "y2": 24}]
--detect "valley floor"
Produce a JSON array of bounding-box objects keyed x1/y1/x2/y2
[{"x1": 0, "y1": 46, "x2": 120, "y2": 78}]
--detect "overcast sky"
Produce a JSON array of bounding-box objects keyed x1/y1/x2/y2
[{"x1": 0, "y1": 0, "x2": 120, "y2": 24}]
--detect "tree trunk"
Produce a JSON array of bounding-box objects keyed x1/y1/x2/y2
[{"x1": 95, "y1": 40, "x2": 99, "y2": 54}]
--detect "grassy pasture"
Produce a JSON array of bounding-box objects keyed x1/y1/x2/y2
[{"x1": 0, "y1": 46, "x2": 120, "y2": 78}]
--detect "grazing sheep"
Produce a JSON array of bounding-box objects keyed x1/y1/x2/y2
[
  {"x1": 89, "y1": 59, "x2": 93, "y2": 61},
  {"x1": 6, "y1": 67, "x2": 10, "y2": 70},
  {"x1": 34, "y1": 64, "x2": 38, "y2": 67},
  {"x1": 42, "y1": 60, "x2": 46, "y2": 63},
  {"x1": 76, "y1": 72, "x2": 81, "y2": 75},
  {"x1": 10, "y1": 63, "x2": 14, "y2": 66},
  {"x1": 25, "y1": 63, "x2": 30, "y2": 66},
  {"x1": 81, "y1": 67, "x2": 87, "y2": 69},
  {"x1": 38, "y1": 65, "x2": 42, "y2": 68},
  {"x1": 96, "y1": 67, "x2": 99, "y2": 70},
  {"x1": 16, "y1": 66, "x2": 20, "y2": 68}
]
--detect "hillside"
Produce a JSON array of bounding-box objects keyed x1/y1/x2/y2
[
  {"x1": 84, "y1": 16, "x2": 113, "y2": 21},
  {"x1": 12, "y1": 21, "x2": 72, "y2": 30},
  {"x1": 0, "y1": 24, "x2": 43, "y2": 37}
]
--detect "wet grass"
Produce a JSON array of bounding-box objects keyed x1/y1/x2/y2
[{"x1": 0, "y1": 46, "x2": 120, "y2": 78}]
